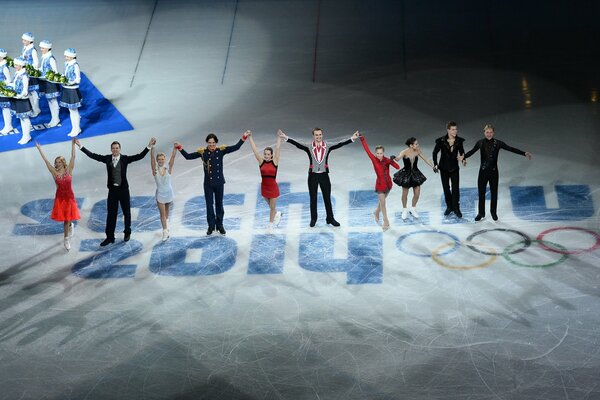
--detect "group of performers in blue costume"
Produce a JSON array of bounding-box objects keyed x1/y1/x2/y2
[
  {"x1": 33, "y1": 120, "x2": 532, "y2": 251},
  {"x1": 0, "y1": 32, "x2": 82, "y2": 144}
]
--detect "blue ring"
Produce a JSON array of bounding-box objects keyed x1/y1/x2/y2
[{"x1": 396, "y1": 230, "x2": 461, "y2": 257}]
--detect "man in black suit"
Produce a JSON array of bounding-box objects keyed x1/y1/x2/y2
[
  {"x1": 432, "y1": 121, "x2": 466, "y2": 218},
  {"x1": 76, "y1": 138, "x2": 155, "y2": 246},
  {"x1": 461, "y1": 124, "x2": 532, "y2": 221}
]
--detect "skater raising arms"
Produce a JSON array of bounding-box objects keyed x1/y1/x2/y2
[
  {"x1": 359, "y1": 133, "x2": 399, "y2": 231},
  {"x1": 248, "y1": 130, "x2": 283, "y2": 233},
  {"x1": 35, "y1": 139, "x2": 81, "y2": 251},
  {"x1": 150, "y1": 142, "x2": 177, "y2": 242}
]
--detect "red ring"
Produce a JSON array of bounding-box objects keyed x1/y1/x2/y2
[{"x1": 536, "y1": 227, "x2": 600, "y2": 255}]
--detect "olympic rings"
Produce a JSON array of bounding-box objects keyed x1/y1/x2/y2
[
  {"x1": 503, "y1": 240, "x2": 569, "y2": 268},
  {"x1": 394, "y1": 225, "x2": 600, "y2": 269},
  {"x1": 396, "y1": 230, "x2": 461, "y2": 258},
  {"x1": 465, "y1": 228, "x2": 531, "y2": 256},
  {"x1": 536, "y1": 227, "x2": 600, "y2": 255},
  {"x1": 432, "y1": 241, "x2": 497, "y2": 270}
]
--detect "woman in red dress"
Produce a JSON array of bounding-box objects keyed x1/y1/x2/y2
[
  {"x1": 248, "y1": 130, "x2": 282, "y2": 233},
  {"x1": 360, "y1": 134, "x2": 400, "y2": 231},
  {"x1": 35, "y1": 139, "x2": 81, "y2": 250}
]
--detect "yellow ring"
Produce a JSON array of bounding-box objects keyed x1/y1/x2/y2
[{"x1": 431, "y1": 241, "x2": 497, "y2": 270}]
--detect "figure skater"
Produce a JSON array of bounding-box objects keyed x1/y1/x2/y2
[
  {"x1": 460, "y1": 124, "x2": 532, "y2": 221},
  {"x1": 279, "y1": 128, "x2": 360, "y2": 227},
  {"x1": 359, "y1": 133, "x2": 400, "y2": 231},
  {"x1": 392, "y1": 137, "x2": 435, "y2": 220},
  {"x1": 76, "y1": 137, "x2": 154, "y2": 246},
  {"x1": 247, "y1": 130, "x2": 283, "y2": 233},
  {"x1": 150, "y1": 142, "x2": 177, "y2": 242},
  {"x1": 175, "y1": 131, "x2": 248, "y2": 235},
  {"x1": 432, "y1": 121, "x2": 466, "y2": 218},
  {"x1": 35, "y1": 139, "x2": 80, "y2": 251}
]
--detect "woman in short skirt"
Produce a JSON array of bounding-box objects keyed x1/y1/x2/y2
[
  {"x1": 35, "y1": 139, "x2": 81, "y2": 251},
  {"x1": 0, "y1": 48, "x2": 14, "y2": 135},
  {"x1": 20, "y1": 32, "x2": 41, "y2": 117},
  {"x1": 392, "y1": 137, "x2": 435, "y2": 220},
  {"x1": 247, "y1": 130, "x2": 283, "y2": 233},
  {"x1": 60, "y1": 48, "x2": 82, "y2": 137},
  {"x1": 10, "y1": 57, "x2": 34, "y2": 145},
  {"x1": 38, "y1": 40, "x2": 61, "y2": 127},
  {"x1": 150, "y1": 140, "x2": 176, "y2": 242},
  {"x1": 360, "y1": 133, "x2": 399, "y2": 231}
]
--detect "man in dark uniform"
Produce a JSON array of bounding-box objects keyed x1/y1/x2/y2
[
  {"x1": 76, "y1": 137, "x2": 155, "y2": 246},
  {"x1": 461, "y1": 124, "x2": 532, "y2": 221},
  {"x1": 432, "y1": 121, "x2": 466, "y2": 218},
  {"x1": 176, "y1": 131, "x2": 248, "y2": 235}
]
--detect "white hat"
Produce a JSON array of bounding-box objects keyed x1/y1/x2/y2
[
  {"x1": 13, "y1": 57, "x2": 26, "y2": 66},
  {"x1": 39, "y1": 40, "x2": 52, "y2": 49},
  {"x1": 64, "y1": 48, "x2": 77, "y2": 57},
  {"x1": 22, "y1": 32, "x2": 34, "y2": 42},
  {"x1": 0, "y1": 48, "x2": 6, "y2": 57}
]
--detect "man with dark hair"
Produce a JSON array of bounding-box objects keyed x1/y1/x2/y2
[
  {"x1": 433, "y1": 121, "x2": 466, "y2": 218},
  {"x1": 461, "y1": 124, "x2": 532, "y2": 221},
  {"x1": 175, "y1": 131, "x2": 248, "y2": 235},
  {"x1": 279, "y1": 128, "x2": 359, "y2": 227},
  {"x1": 76, "y1": 137, "x2": 155, "y2": 246}
]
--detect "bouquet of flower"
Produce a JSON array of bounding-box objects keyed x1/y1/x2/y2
[
  {"x1": 46, "y1": 71, "x2": 68, "y2": 84},
  {"x1": 6, "y1": 57, "x2": 14, "y2": 68},
  {"x1": 0, "y1": 81, "x2": 16, "y2": 97},
  {"x1": 25, "y1": 64, "x2": 41, "y2": 78}
]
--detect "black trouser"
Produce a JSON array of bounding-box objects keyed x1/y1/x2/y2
[
  {"x1": 204, "y1": 182, "x2": 224, "y2": 229},
  {"x1": 308, "y1": 172, "x2": 334, "y2": 221},
  {"x1": 477, "y1": 167, "x2": 499, "y2": 216},
  {"x1": 106, "y1": 186, "x2": 131, "y2": 238},
  {"x1": 439, "y1": 168, "x2": 460, "y2": 211}
]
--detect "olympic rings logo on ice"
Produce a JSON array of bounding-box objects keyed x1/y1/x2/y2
[{"x1": 396, "y1": 227, "x2": 600, "y2": 270}]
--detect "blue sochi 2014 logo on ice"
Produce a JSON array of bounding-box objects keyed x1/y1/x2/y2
[{"x1": 11, "y1": 183, "x2": 597, "y2": 284}]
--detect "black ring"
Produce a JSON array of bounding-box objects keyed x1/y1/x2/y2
[{"x1": 466, "y1": 228, "x2": 531, "y2": 256}]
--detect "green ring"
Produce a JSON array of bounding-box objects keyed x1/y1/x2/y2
[{"x1": 503, "y1": 239, "x2": 568, "y2": 268}]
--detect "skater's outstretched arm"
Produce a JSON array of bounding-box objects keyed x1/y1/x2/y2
[{"x1": 34, "y1": 142, "x2": 57, "y2": 178}]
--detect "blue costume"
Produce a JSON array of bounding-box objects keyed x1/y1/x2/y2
[
  {"x1": 21, "y1": 45, "x2": 39, "y2": 92},
  {"x1": 0, "y1": 61, "x2": 11, "y2": 109},
  {"x1": 60, "y1": 60, "x2": 82, "y2": 108},
  {"x1": 179, "y1": 137, "x2": 246, "y2": 233},
  {"x1": 10, "y1": 71, "x2": 33, "y2": 119},
  {"x1": 39, "y1": 52, "x2": 60, "y2": 99}
]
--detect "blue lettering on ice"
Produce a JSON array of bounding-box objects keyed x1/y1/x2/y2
[
  {"x1": 248, "y1": 234, "x2": 286, "y2": 274},
  {"x1": 182, "y1": 195, "x2": 244, "y2": 231},
  {"x1": 13, "y1": 198, "x2": 84, "y2": 235},
  {"x1": 72, "y1": 239, "x2": 143, "y2": 279},
  {"x1": 441, "y1": 187, "x2": 483, "y2": 224},
  {"x1": 88, "y1": 196, "x2": 164, "y2": 232},
  {"x1": 348, "y1": 190, "x2": 430, "y2": 226},
  {"x1": 149, "y1": 236, "x2": 237, "y2": 276},
  {"x1": 253, "y1": 182, "x2": 333, "y2": 228},
  {"x1": 510, "y1": 185, "x2": 594, "y2": 221},
  {"x1": 298, "y1": 232, "x2": 383, "y2": 284}
]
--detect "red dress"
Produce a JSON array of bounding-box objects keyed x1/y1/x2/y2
[
  {"x1": 360, "y1": 136, "x2": 400, "y2": 192},
  {"x1": 51, "y1": 174, "x2": 81, "y2": 222},
  {"x1": 259, "y1": 160, "x2": 280, "y2": 199}
]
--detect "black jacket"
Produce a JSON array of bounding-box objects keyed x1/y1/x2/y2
[
  {"x1": 464, "y1": 138, "x2": 526, "y2": 171},
  {"x1": 81, "y1": 146, "x2": 149, "y2": 189},
  {"x1": 432, "y1": 135, "x2": 465, "y2": 173}
]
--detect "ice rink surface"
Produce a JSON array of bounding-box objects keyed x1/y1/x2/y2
[{"x1": 1, "y1": 1, "x2": 600, "y2": 399}]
